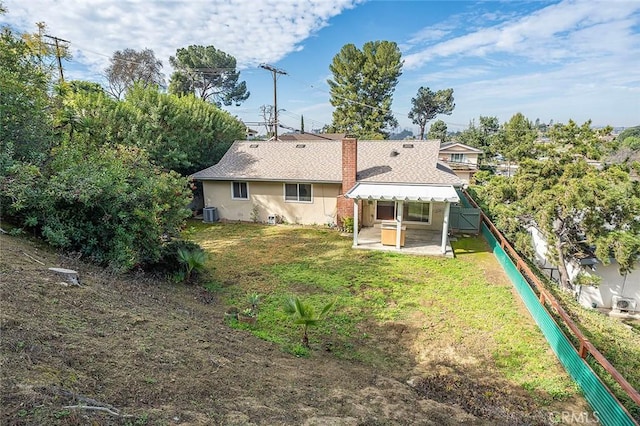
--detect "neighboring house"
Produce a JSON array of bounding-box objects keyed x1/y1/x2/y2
[
  {"x1": 529, "y1": 225, "x2": 639, "y2": 313},
  {"x1": 192, "y1": 138, "x2": 465, "y2": 253},
  {"x1": 245, "y1": 127, "x2": 258, "y2": 139},
  {"x1": 438, "y1": 142, "x2": 483, "y2": 183}
]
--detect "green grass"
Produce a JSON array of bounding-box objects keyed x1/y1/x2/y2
[{"x1": 189, "y1": 220, "x2": 579, "y2": 403}]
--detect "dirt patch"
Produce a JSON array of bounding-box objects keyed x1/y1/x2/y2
[{"x1": 1, "y1": 233, "x2": 585, "y2": 425}]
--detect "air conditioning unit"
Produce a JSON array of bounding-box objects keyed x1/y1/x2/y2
[
  {"x1": 612, "y1": 296, "x2": 637, "y2": 312},
  {"x1": 203, "y1": 207, "x2": 219, "y2": 223}
]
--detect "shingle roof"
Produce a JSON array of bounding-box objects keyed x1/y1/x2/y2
[{"x1": 191, "y1": 139, "x2": 463, "y2": 186}]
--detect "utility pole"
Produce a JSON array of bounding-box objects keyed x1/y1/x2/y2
[
  {"x1": 259, "y1": 64, "x2": 287, "y2": 141},
  {"x1": 44, "y1": 34, "x2": 70, "y2": 83}
]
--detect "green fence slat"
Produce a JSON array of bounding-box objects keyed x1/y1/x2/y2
[{"x1": 481, "y1": 223, "x2": 637, "y2": 426}]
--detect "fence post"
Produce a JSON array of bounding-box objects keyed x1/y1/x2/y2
[{"x1": 579, "y1": 339, "x2": 589, "y2": 359}]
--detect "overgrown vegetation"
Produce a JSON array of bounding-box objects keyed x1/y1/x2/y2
[
  {"x1": 469, "y1": 118, "x2": 640, "y2": 289},
  {"x1": 0, "y1": 15, "x2": 243, "y2": 273}
]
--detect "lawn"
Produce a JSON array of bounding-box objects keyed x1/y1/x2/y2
[
  {"x1": 2, "y1": 221, "x2": 592, "y2": 424},
  {"x1": 189, "y1": 221, "x2": 584, "y2": 408}
]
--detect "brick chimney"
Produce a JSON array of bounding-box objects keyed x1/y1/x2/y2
[{"x1": 337, "y1": 137, "x2": 359, "y2": 226}]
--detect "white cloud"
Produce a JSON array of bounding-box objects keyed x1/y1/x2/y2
[
  {"x1": 0, "y1": 0, "x2": 363, "y2": 79},
  {"x1": 403, "y1": 0, "x2": 640, "y2": 69}
]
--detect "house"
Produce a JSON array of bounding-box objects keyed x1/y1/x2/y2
[
  {"x1": 192, "y1": 138, "x2": 465, "y2": 254},
  {"x1": 438, "y1": 142, "x2": 483, "y2": 183},
  {"x1": 529, "y1": 225, "x2": 639, "y2": 314}
]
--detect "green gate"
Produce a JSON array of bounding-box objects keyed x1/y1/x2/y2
[{"x1": 449, "y1": 205, "x2": 481, "y2": 234}]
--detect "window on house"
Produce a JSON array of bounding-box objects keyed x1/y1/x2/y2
[
  {"x1": 376, "y1": 201, "x2": 431, "y2": 223},
  {"x1": 284, "y1": 183, "x2": 312, "y2": 202},
  {"x1": 231, "y1": 181, "x2": 248, "y2": 200},
  {"x1": 450, "y1": 153, "x2": 465, "y2": 163},
  {"x1": 402, "y1": 202, "x2": 431, "y2": 223}
]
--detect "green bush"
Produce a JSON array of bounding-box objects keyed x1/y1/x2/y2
[
  {"x1": 2, "y1": 144, "x2": 192, "y2": 272},
  {"x1": 342, "y1": 217, "x2": 354, "y2": 233},
  {"x1": 146, "y1": 239, "x2": 204, "y2": 277}
]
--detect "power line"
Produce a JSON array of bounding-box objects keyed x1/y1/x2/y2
[
  {"x1": 44, "y1": 34, "x2": 70, "y2": 83},
  {"x1": 259, "y1": 64, "x2": 287, "y2": 141}
]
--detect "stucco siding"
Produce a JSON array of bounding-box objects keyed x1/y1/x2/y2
[{"x1": 202, "y1": 181, "x2": 340, "y2": 225}]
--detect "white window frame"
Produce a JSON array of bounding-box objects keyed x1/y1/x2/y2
[
  {"x1": 284, "y1": 183, "x2": 313, "y2": 203},
  {"x1": 450, "y1": 153, "x2": 465, "y2": 163},
  {"x1": 402, "y1": 201, "x2": 432, "y2": 224},
  {"x1": 231, "y1": 181, "x2": 249, "y2": 200}
]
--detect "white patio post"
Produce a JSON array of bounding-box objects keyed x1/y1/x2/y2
[
  {"x1": 352, "y1": 199, "x2": 359, "y2": 247},
  {"x1": 441, "y1": 201, "x2": 451, "y2": 254},
  {"x1": 395, "y1": 201, "x2": 403, "y2": 249}
]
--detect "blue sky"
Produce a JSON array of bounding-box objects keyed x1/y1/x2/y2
[{"x1": 2, "y1": 0, "x2": 639, "y2": 135}]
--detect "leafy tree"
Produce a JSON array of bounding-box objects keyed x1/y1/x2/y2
[
  {"x1": 493, "y1": 113, "x2": 537, "y2": 167},
  {"x1": 122, "y1": 85, "x2": 245, "y2": 175},
  {"x1": 56, "y1": 84, "x2": 245, "y2": 176},
  {"x1": 427, "y1": 119, "x2": 448, "y2": 142},
  {"x1": 455, "y1": 116, "x2": 500, "y2": 157},
  {"x1": 547, "y1": 119, "x2": 612, "y2": 160},
  {"x1": 284, "y1": 296, "x2": 336, "y2": 348},
  {"x1": 472, "y1": 150, "x2": 640, "y2": 290},
  {"x1": 168, "y1": 45, "x2": 249, "y2": 107},
  {"x1": 327, "y1": 41, "x2": 402, "y2": 139},
  {"x1": 408, "y1": 87, "x2": 454, "y2": 140},
  {"x1": 0, "y1": 26, "x2": 54, "y2": 167},
  {"x1": 104, "y1": 48, "x2": 165, "y2": 99},
  {"x1": 616, "y1": 125, "x2": 640, "y2": 142}
]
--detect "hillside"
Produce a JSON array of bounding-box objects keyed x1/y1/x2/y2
[{"x1": 1, "y1": 231, "x2": 586, "y2": 425}]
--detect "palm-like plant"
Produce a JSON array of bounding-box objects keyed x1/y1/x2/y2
[
  {"x1": 177, "y1": 247, "x2": 206, "y2": 282},
  {"x1": 284, "y1": 296, "x2": 336, "y2": 348}
]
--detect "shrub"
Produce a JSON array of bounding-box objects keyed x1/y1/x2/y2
[
  {"x1": 2, "y1": 143, "x2": 193, "y2": 272},
  {"x1": 177, "y1": 246, "x2": 207, "y2": 282},
  {"x1": 342, "y1": 217, "x2": 354, "y2": 233}
]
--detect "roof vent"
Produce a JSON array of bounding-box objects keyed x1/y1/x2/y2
[
  {"x1": 402, "y1": 143, "x2": 414, "y2": 148},
  {"x1": 390, "y1": 149, "x2": 399, "y2": 157},
  {"x1": 295, "y1": 144, "x2": 306, "y2": 148},
  {"x1": 249, "y1": 144, "x2": 259, "y2": 148}
]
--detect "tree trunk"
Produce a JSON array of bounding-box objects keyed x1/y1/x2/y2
[
  {"x1": 554, "y1": 238, "x2": 573, "y2": 290},
  {"x1": 419, "y1": 124, "x2": 425, "y2": 140}
]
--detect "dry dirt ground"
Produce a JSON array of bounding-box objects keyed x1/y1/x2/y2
[{"x1": 0, "y1": 233, "x2": 588, "y2": 425}]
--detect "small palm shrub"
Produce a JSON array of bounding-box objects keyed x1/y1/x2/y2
[
  {"x1": 177, "y1": 247, "x2": 207, "y2": 282},
  {"x1": 284, "y1": 296, "x2": 336, "y2": 348}
]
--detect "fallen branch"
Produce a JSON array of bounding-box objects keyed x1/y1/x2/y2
[
  {"x1": 63, "y1": 405, "x2": 133, "y2": 418},
  {"x1": 48, "y1": 386, "x2": 118, "y2": 413},
  {"x1": 22, "y1": 251, "x2": 45, "y2": 265}
]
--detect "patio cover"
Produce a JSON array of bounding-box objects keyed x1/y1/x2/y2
[{"x1": 344, "y1": 182, "x2": 460, "y2": 203}]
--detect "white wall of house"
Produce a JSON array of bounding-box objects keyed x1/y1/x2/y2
[
  {"x1": 577, "y1": 263, "x2": 639, "y2": 309},
  {"x1": 438, "y1": 146, "x2": 479, "y2": 166},
  {"x1": 202, "y1": 181, "x2": 340, "y2": 225},
  {"x1": 528, "y1": 225, "x2": 639, "y2": 310}
]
